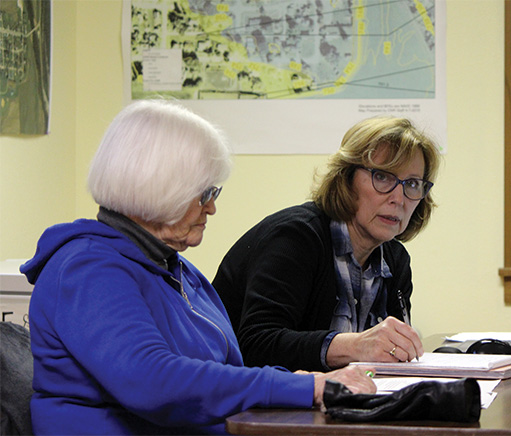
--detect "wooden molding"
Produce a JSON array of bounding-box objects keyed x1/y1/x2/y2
[
  {"x1": 498, "y1": 268, "x2": 511, "y2": 305},
  {"x1": 502, "y1": 2, "x2": 511, "y2": 306}
]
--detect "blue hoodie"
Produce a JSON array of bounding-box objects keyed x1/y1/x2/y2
[{"x1": 21, "y1": 219, "x2": 313, "y2": 435}]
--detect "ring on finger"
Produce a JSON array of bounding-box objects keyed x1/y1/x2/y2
[{"x1": 389, "y1": 346, "x2": 397, "y2": 357}]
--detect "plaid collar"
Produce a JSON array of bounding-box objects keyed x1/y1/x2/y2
[{"x1": 330, "y1": 220, "x2": 391, "y2": 279}]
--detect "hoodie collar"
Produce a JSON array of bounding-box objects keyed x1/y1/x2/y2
[{"x1": 97, "y1": 207, "x2": 178, "y2": 270}]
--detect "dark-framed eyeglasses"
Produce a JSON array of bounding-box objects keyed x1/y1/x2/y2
[
  {"x1": 199, "y1": 186, "x2": 222, "y2": 206},
  {"x1": 359, "y1": 167, "x2": 433, "y2": 201}
]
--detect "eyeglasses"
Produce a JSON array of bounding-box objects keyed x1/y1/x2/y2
[
  {"x1": 359, "y1": 167, "x2": 433, "y2": 201},
  {"x1": 199, "y1": 186, "x2": 222, "y2": 206}
]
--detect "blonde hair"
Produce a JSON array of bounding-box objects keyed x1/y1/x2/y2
[
  {"x1": 311, "y1": 116, "x2": 441, "y2": 242},
  {"x1": 88, "y1": 100, "x2": 232, "y2": 225}
]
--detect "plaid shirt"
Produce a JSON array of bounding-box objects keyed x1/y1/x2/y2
[{"x1": 320, "y1": 220, "x2": 392, "y2": 370}]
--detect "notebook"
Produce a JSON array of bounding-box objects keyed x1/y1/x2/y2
[{"x1": 350, "y1": 352, "x2": 511, "y2": 379}]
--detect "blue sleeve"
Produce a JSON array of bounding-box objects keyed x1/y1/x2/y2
[
  {"x1": 320, "y1": 331, "x2": 340, "y2": 371},
  {"x1": 38, "y1": 246, "x2": 314, "y2": 428}
]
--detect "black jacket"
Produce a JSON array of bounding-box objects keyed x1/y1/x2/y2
[{"x1": 213, "y1": 202, "x2": 413, "y2": 372}]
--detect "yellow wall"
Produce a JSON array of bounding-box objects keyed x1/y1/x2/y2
[
  {"x1": 1, "y1": 0, "x2": 509, "y2": 337},
  {"x1": 0, "y1": 0, "x2": 77, "y2": 259}
]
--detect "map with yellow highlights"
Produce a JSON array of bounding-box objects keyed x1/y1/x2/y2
[{"x1": 128, "y1": 0, "x2": 436, "y2": 100}]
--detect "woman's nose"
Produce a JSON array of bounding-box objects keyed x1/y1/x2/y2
[
  {"x1": 203, "y1": 198, "x2": 217, "y2": 215},
  {"x1": 388, "y1": 183, "x2": 405, "y2": 205}
]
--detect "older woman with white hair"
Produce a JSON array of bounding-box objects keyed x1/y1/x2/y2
[{"x1": 21, "y1": 100, "x2": 375, "y2": 435}]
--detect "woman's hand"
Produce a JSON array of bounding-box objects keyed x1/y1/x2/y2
[
  {"x1": 326, "y1": 316, "x2": 423, "y2": 368},
  {"x1": 298, "y1": 365, "x2": 376, "y2": 409}
]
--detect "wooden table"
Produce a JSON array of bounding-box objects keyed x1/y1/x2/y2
[{"x1": 226, "y1": 335, "x2": 511, "y2": 435}]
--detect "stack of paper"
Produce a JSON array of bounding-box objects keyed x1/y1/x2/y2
[
  {"x1": 444, "y1": 332, "x2": 511, "y2": 343},
  {"x1": 351, "y1": 352, "x2": 511, "y2": 379}
]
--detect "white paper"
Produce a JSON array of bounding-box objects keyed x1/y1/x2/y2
[
  {"x1": 353, "y1": 352, "x2": 511, "y2": 371},
  {"x1": 444, "y1": 333, "x2": 511, "y2": 343}
]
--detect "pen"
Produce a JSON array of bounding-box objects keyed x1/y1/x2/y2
[
  {"x1": 397, "y1": 289, "x2": 419, "y2": 361},
  {"x1": 396, "y1": 289, "x2": 411, "y2": 326}
]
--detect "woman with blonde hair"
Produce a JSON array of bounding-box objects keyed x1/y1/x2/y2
[{"x1": 213, "y1": 116, "x2": 441, "y2": 372}]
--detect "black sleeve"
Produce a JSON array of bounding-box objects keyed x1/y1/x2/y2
[
  {"x1": 383, "y1": 240, "x2": 413, "y2": 322},
  {"x1": 215, "y1": 214, "x2": 335, "y2": 372}
]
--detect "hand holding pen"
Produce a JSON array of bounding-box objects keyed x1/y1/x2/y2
[{"x1": 325, "y1": 314, "x2": 423, "y2": 367}]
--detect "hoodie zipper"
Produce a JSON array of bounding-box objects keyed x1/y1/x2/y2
[{"x1": 168, "y1": 261, "x2": 229, "y2": 361}]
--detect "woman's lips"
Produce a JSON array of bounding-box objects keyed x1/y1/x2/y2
[{"x1": 379, "y1": 215, "x2": 400, "y2": 225}]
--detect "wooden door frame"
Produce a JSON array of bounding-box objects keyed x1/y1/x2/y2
[{"x1": 498, "y1": 0, "x2": 511, "y2": 304}]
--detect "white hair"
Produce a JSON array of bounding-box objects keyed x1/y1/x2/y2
[{"x1": 88, "y1": 100, "x2": 232, "y2": 225}]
